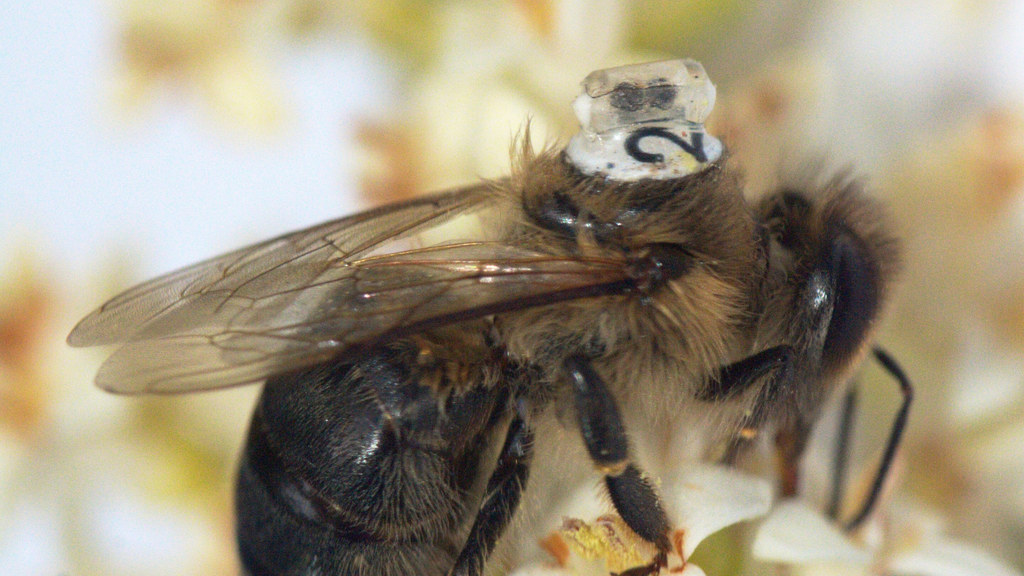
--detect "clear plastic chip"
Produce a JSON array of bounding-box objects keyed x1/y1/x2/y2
[{"x1": 567, "y1": 59, "x2": 722, "y2": 181}]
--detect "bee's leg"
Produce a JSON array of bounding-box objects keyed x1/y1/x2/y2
[
  {"x1": 449, "y1": 413, "x2": 534, "y2": 576},
  {"x1": 700, "y1": 345, "x2": 794, "y2": 464},
  {"x1": 840, "y1": 346, "x2": 912, "y2": 530},
  {"x1": 564, "y1": 356, "x2": 672, "y2": 554},
  {"x1": 701, "y1": 344, "x2": 794, "y2": 401}
]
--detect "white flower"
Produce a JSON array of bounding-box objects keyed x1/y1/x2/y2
[
  {"x1": 511, "y1": 464, "x2": 772, "y2": 576},
  {"x1": 751, "y1": 485, "x2": 1023, "y2": 576}
]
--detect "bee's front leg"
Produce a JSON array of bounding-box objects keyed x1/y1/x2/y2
[
  {"x1": 701, "y1": 345, "x2": 795, "y2": 465},
  {"x1": 564, "y1": 356, "x2": 672, "y2": 555}
]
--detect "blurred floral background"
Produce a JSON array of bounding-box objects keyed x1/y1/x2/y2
[{"x1": 3, "y1": 1, "x2": 1024, "y2": 575}]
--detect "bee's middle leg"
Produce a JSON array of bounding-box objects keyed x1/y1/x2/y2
[
  {"x1": 564, "y1": 355, "x2": 672, "y2": 554},
  {"x1": 449, "y1": 413, "x2": 535, "y2": 576}
]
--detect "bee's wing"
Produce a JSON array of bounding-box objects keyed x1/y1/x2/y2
[
  {"x1": 69, "y1": 186, "x2": 490, "y2": 348},
  {"x1": 69, "y1": 185, "x2": 630, "y2": 394}
]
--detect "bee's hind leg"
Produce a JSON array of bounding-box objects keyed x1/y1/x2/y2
[{"x1": 564, "y1": 356, "x2": 673, "y2": 556}]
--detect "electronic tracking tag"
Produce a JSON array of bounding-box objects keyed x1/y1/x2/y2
[{"x1": 566, "y1": 59, "x2": 723, "y2": 181}]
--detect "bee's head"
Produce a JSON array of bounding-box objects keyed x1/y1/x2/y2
[{"x1": 755, "y1": 182, "x2": 900, "y2": 413}]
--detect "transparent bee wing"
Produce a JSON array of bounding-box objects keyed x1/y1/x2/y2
[
  {"x1": 69, "y1": 184, "x2": 630, "y2": 394},
  {"x1": 69, "y1": 186, "x2": 490, "y2": 347}
]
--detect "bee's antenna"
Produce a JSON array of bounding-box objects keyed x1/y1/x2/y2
[
  {"x1": 843, "y1": 346, "x2": 913, "y2": 531},
  {"x1": 826, "y1": 385, "x2": 859, "y2": 521}
]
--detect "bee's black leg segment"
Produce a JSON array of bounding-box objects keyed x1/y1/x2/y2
[
  {"x1": 605, "y1": 464, "x2": 672, "y2": 551},
  {"x1": 827, "y1": 385, "x2": 859, "y2": 521},
  {"x1": 565, "y1": 355, "x2": 629, "y2": 469},
  {"x1": 843, "y1": 346, "x2": 913, "y2": 531},
  {"x1": 700, "y1": 344, "x2": 794, "y2": 401},
  {"x1": 564, "y1": 356, "x2": 672, "y2": 553},
  {"x1": 707, "y1": 346, "x2": 794, "y2": 465},
  {"x1": 449, "y1": 413, "x2": 534, "y2": 576}
]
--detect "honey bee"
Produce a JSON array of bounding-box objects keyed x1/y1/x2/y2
[{"x1": 68, "y1": 60, "x2": 903, "y2": 576}]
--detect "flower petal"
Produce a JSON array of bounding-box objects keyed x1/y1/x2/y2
[
  {"x1": 668, "y1": 464, "x2": 773, "y2": 558},
  {"x1": 889, "y1": 536, "x2": 1023, "y2": 576},
  {"x1": 752, "y1": 500, "x2": 871, "y2": 566}
]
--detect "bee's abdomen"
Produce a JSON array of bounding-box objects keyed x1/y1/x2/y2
[
  {"x1": 235, "y1": 343, "x2": 503, "y2": 576},
  {"x1": 236, "y1": 416, "x2": 460, "y2": 576}
]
